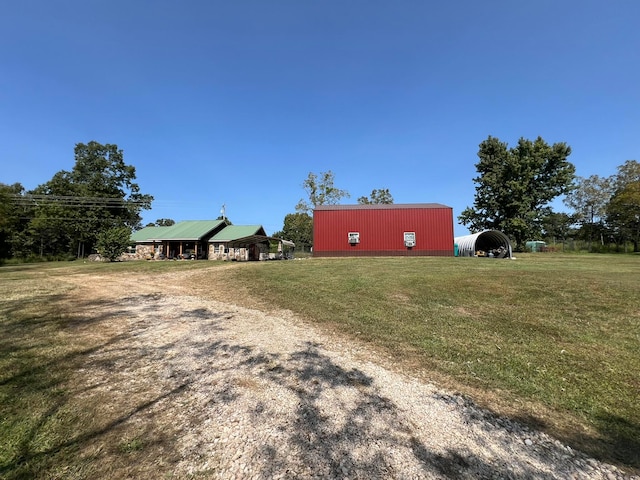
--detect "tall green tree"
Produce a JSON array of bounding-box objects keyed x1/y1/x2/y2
[
  {"x1": 611, "y1": 159, "x2": 640, "y2": 190},
  {"x1": 606, "y1": 160, "x2": 640, "y2": 252},
  {"x1": 563, "y1": 175, "x2": 612, "y2": 250},
  {"x1": 606, "y1": 181, "x2": 640, "y2": 251},
  {"x1": 458, "y1": 136, "x2": 575, "y2": 250},
  {"x1": 295, "y1": 170, "x2": 350, "y2": 215},
  {"x1": 0, "y1": 183, "x2": 30, "y2": 258},
  {"x1": 279, "y1": 213, "x2": 313, "y2": 250},
  {"x1": 29, "y1": 141, "x2": 153, "y2": 258},
  {"x1": 357, "y1": 188, "x2": 394, "y2": 205}
]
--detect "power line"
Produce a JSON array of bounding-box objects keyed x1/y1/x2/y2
[
  {"x1": 18, "y1": 216, "x2": 132, "y2": 222},
  {"x1": 9, "y1": 194, "x2": 149, "y2": 208}
]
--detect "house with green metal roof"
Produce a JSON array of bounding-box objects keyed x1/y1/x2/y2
[
  {"x1": 210, "y1": 225, "x2": 266, "y2": 242},
  {"x1": 208, "y1": 225, "x2": 295, "y2": 261},
  {"x1": 130, "y1": 226, "x2": 173, "y2": 243},
  {"x1": 209, "y1": 225, "x2": 267, "y2": 261},
  {"x1": 131, "y1": 220, "x2": 227, "y2": 259},
  {"x1": 131, "y1": 220, "x2": 294, "y2": 261}
]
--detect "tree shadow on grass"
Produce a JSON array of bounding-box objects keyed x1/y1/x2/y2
[
  {"x1": 3, "y1": 287, "x2": 637, "y2": 478},
  {"x1": 0, "y1": 292, "x2": 206, "y2": 479},
  {"x1": 586, "y1": 412, "x2": 640, "y2": 473},
  {"x1": 0, "y1": 381, "x2": 189, "y2": 478}
]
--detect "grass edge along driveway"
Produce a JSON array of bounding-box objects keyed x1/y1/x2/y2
[{"x1": 1, "y1": 254, "x2": 639, "y2": 476}]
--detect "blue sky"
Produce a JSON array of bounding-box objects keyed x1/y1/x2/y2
[{"x1": 1, "y1": 1, "x2": 638, "y2": 237}]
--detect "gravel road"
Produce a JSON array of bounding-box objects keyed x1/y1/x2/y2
[{"x1": 67, "y1": 273, "x2": 636, "y2": 479}]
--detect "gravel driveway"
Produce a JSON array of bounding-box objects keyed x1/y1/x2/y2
[{"x1": 65, "y1": 272, "x2": 633, "y2": 479}]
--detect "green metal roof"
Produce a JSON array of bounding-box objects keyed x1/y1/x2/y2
[
  {"x1": 130, "y1": 226, "x2": 172, "y2": 242},
  {"x1": 132, "y1": 220, "x2": 226, "y2": 242},
  {"x1": 161, "y1": 220, "x2": 226, "y2": 240},
  {"x1": 210, "y1": 225, "x2": 266, "y2": 242}
]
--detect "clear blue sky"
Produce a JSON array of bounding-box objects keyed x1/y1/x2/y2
[{"x1": 1, "y1": 1, "x2": 638, "y2": 237}]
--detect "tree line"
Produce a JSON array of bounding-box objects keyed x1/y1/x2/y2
[
  {"x1": 459, "y1": 136, "x2": 639, "y2": 252},
  {"x1": 280, "y1": 136, "x2": 639, "y2": 253},
  {"x1": 1, "y1": 136, "x2": 638, "y2": 261},
  {"x1": 271, "y1": 171, "x2": 393, "y2": 250},
  {"x1": 558, "y1": 161, "x2": 640, "y2": 252},
  {"x1": 0, "y1": 141, "x2": 153, "y2": 261}
]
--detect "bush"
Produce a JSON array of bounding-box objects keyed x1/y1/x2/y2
[{"x1": 96, "y1": 227, "x2": 132, "y2": 261}]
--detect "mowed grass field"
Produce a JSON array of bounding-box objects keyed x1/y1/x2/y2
[
  {"x1": 197, "y1": 253, "x2": 640, "y2": 471},
  {"x1": 1, "y1": 253, "x2": 639, "y2": 476}
]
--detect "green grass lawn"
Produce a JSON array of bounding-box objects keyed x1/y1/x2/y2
[
  {"x1": 1, "y1": 254, "x2": 639, "y2": 476},
  {"x1": 208, "y1": 253, "x2": 640, "y2": 469}
]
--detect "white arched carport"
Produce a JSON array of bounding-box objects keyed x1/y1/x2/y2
[{"x1": 455, "y1": 230, "x2": 513, "y2": 258}]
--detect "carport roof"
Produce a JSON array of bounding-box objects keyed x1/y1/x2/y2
[{"x1": 226, "y1": 235, "x2": 295, "y2": 248}]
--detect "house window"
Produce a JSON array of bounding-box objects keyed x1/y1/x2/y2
[{"x1": 404, "y1": 232, "x2": 416, "y2": 247}]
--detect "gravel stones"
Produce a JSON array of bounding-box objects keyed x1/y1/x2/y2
[{"x1": 69, "y1": 273, "x2": 637, "y2": 479}]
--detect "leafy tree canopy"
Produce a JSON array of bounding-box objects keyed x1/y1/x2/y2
[
  {"x1": 96, "y1": 226, "x2": 132, "y2": 261},
  {"x1": 563, "y1": 175, "x2": 613, "y2": 248},
  {"x1": 458, "y1": 136, "x2": 575, "y2": 250},
  {"x1": 0, "y1": 183, "x2": 25, "y2": 229},
  {"x1": 26, "y1": 141, "x2": 153, "y2": 258},
  {"x1": 540, "y1": 212, "x2": 575, "y2": 242},
  {"x1": 563, "y1": 175, "x2": 612, "y2": 226},
  {"x1": 295, "y1": 170, "x2": 349, "y2": 215},
  {"x1": 357, "y1": 188, "x2": 394, "y2": 205},
  {"x1": 612, "y1": 159, "x2": 640, "y2": 190},
  {"x1": 0, "y1": 183, "x2": 28, "y2": 258},
  {"x1": 154, "y1": 218, "x2": 175, "y2": 226},
  {"x1": 606, "y1": 160, "x2": 640, "y2": 251},
  {"x1": 279, "y1": 212, "x2": 313, "y2": 248}
]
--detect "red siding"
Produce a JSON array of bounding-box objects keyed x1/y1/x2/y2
[{"x1": 313, "y1": 204, "x2": 454, "y2": 257}]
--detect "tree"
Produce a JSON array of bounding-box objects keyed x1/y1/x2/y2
[
  {"x1": 279, "y1": 213, "x2": 313, "y2": 250},
  {"x1": 540, "y1": 212, "x2": 575, "y2": 246},
  {"x1": 458, "y1": 136, "x2": 575, "y2": 250},
  {"x1": 295, "y1": 171, "x2": 350, "y2": 215},
  {"x1": 154, "y1": 218, "x2": 175, "y2": 226},
  {"x1": 0, "y1": 183, "x2": 30, "y2": 258},
  {"x1": 611, "y1": 160, "x2": 640, "y2": 190},
  {"x1": 563, "y1": 175, "x2": 612, "y2": 250},
  {"x1": 606, "y1": 160, "x2": 640, "y2": 252},
  {"x1": 28, "y1": 141, "x2": 153, "y2": 258},
  {"x1": 357, "y1": 188, "x2": 394, "y2": 205},
  {"x1": 607, "y1": 182, "x2": 640, "y2": 251},
  {"x1": 96, "y1": 226, "x2": 133, "y2": 261}
]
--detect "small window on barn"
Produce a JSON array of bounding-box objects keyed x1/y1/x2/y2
[
  {"x1": 404, "y1": 232, "x2": 416, "y2": 247},
  {"x1": 348, "y1": 232, "x2": 360, "y2": 244}
]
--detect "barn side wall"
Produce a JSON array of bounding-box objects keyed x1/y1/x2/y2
[{"x1": 313, "y1": 207, "x2": 454, "y2": 257}]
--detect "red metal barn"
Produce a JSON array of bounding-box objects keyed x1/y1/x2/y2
[{"x1": 313, "y1": 203, "x2": 454, "y2": 257}]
